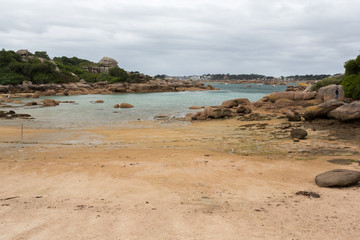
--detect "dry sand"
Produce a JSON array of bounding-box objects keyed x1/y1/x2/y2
[{"x1": 0, "y1": 118, "x2": 359, "y2": 240}]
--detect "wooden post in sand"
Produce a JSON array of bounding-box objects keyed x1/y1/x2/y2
[{"x1": 20, "y1": 122, "x2": 23, "y2": 152}]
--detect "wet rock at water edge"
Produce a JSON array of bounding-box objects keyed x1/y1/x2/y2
[
  {"x1": 120, "y1": 103, "x2": 134, "y2": 108},
  {"x1": 189, "y1": 106, "x2": 203, "y2": 110},
  {"x1": 25, "y1": 101, "x2": 38, "y2": 106},
  {"x1": 43, "y1": 99, "x2": 59, "y2": 107},
  {"x1": 0, "y1": 110, "x2": 32, "y2": 119}
]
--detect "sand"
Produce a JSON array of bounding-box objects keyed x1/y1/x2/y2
[{"x1": 0, "y1": 118, "x2": 359, "y2": 240}]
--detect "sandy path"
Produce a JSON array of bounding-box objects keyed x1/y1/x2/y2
[{"x1": 0, "y1": 119, "x2": 359, "y2": 239}]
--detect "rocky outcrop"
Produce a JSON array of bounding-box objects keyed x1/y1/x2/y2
[
  {"x1": 98, "y1": 57, "x2": 118, "y2": 73},
  {"x1": 0, "y1": 79, "x2": 216, "y2": 95},
  {"x1": 327, "y1": 101, "x2": 360, "y2": 122},
  {"x1": 203, "y1": 106, "x2": 232, "y2": 119},
  {"x1": 315, "y1": 169, "x2": 360, "y2": 187},
  {"x1": 303, "y1": 100, "x2": 346, "y2": 120},
  {"x1": 16, "y1": 49, "x2": 32, "y2": 61},
  {"x1": 318, "y1": 84, "x2": 344, "y2": 102},
  {"x1": 190, "y1": 98, "x2": 254, "y2": 121},
  {"x1": 221, "y1": 98, "x2": 251, "y2": 108}
]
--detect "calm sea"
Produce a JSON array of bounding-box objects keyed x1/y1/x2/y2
[{"x1": 12, "y1": 83, "x2": 287, "y2": 127}]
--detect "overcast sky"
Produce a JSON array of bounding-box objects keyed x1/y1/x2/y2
[{"x1": 1, "y1": 0, "x2": 359, "y2": 76}]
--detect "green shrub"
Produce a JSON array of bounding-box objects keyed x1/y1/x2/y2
[
  {"x1": 34, "y1": 51, "x2": 50, "y2": 60},
  {"x1": 109, "y1": 67, "x2": 128, "y2": 82},
  {"x1": 341, "y1": 74, "x2": 360, "y2": 100},
  {"x1": 310, "y1": 76, "x2": 343, "y2": 91},
  {"x1": 0, "y1": 72, "x2": 26, "y2": 85}
]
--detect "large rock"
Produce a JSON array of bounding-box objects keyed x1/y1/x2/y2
[
  {"x1": 268, "y1": 92, "x2": 295, "y2": 103},
  {"x1": 303, "y1": 100, "x2": 346, "y2": 120},
  {"x1": 98, "y1": 57, "x2": 118, "y2": 73},
  {"x1": 274, "y1": 98, "x2": 294, "y2": 108},
  {"x1": 303, "y1": 91, "x2": 317, "y2": 100},
  {"x1": 315, "y1": 169, "x2": 360, "y2": 187},
  {"x1": 221, "y1": 98, "x2": 251, "y2": 108},
  {"x1": 191, "y1": 111, "x2": 207, "y2": 120},
  {"x1": 99, "y1": 57, "x2": 118, "y2": 67},
  {"x1": 16, "y1": 49, "x2": 31, "y2": 59},
  {"x1": 318, "y1": 84, "x2": 344, "y2": 102},
  {"x1": 293, "y1": 92, "x2": 305, "y2": 101},
  {"x1": 327, "y1": 101, "x2": 360, "y2": 121},
  {"x1": 204, "y1": 106, "x2": 232, "y2": 119}
]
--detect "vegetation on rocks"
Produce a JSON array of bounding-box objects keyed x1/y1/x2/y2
[
  {"x1": 341, "y1": 54, "x2": 360, "y2": 99},
  {"x1": 310, "y1": 75, "x2": 343, "y2": 92},
  {"x1": 0, "y1": 49, "x2": 151, "y2": 85},
  {"x1": 311, "y1": 54, "x2": 360, "y2": 100}
]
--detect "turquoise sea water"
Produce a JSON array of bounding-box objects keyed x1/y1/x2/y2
[{"x1": 13, "y1": 83, "x2": 287, "y2": 126}]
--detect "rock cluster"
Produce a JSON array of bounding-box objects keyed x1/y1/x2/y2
[
  {"x1": 189, "y1": 98, "x2": 252, "y2": 121},
  {"x1": 83, "y1": 57, "x2": 119, "y2": 73},
  {"x1": 252, "y1": 84, "x2": 360, "y2": 123},
  {"x1": 0, "y1": 79, "x2": 216, "y2": 96},
  {"x1": 0, "y1": 110, "x2": 31, "y2": 119}
]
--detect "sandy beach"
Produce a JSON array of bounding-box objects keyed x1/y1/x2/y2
[{"x1": 1, "y1": 117, "x2": 360, "y2": 239}]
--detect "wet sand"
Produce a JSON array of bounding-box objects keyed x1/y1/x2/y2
[{"x1": 1, "y1": 118, "x2": 359, "y2": 239}]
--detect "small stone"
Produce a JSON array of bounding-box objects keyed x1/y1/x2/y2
[
  {"x1": 120, "y1": 103, "x2": 134, "y2": 108},
  {"x1": 290, "y1": 129, "x2": 308, "y2": 139}
]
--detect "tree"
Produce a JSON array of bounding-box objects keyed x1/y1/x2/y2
[
  {"x1": 109, "y1": 67, "x2": 128, "y2": 82},
  {"x1": 34, "y1": 51, "x2": 50, "y2": 60},
  {"x1": 341, "y1": 54, "x2": 360, "y2": 99}
]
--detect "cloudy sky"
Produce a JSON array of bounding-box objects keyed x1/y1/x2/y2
[{"x1": 1, "y1": 0, "x2": 359, "y2": 76}]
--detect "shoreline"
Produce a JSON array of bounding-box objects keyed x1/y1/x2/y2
[
  {"x1": 1, "y1": 81, "x2": 360, "y2": 239},
  {"x1": 0, "y1": 79, "x2": 218, "y2": 98},
  {"x1": 1, "y1": 111, "x2": 360, "y2": 239}
]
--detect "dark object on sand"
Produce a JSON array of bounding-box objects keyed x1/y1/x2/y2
[{"x1": 295, "y1": 191, "x2": 320, "y2": 198}]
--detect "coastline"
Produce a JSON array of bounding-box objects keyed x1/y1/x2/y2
[
  {"x1": 0, "y1": 79, "x2": 217, "y2": 98},
  {"x1": 1, "y1": 109, "x2": 360, "y2": 239}
]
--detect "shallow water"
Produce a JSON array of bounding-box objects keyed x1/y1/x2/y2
[{"x1": 6, "y1": 83, "x2": 287, "y2": 127}]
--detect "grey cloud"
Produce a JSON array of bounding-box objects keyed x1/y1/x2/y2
[{"x1": 1, "y1": 0, "x2": 359, "y2": 76}]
